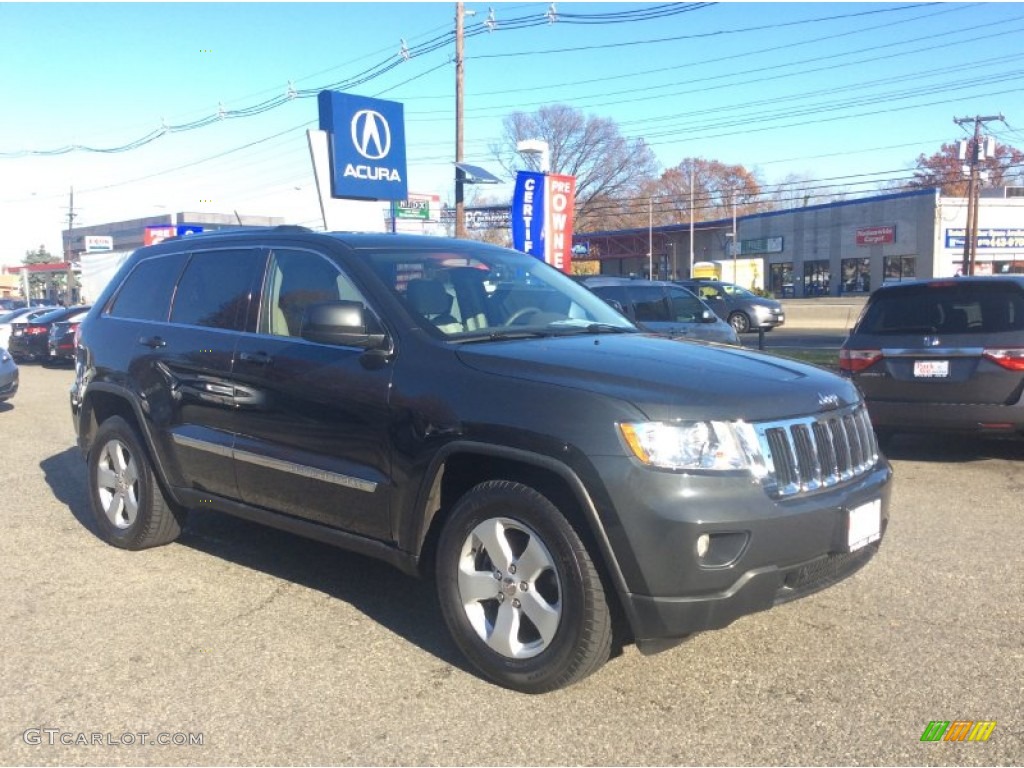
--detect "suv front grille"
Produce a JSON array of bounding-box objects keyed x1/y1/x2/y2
[{"x1": 756, "y1": 404, "x2": 878, "y2": 498}]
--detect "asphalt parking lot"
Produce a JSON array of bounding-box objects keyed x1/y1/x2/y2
[{"x1": 2, "y1": 362, "x2": 1021, "y2": 766}]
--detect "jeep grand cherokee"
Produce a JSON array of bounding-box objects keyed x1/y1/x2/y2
[{"x1": 71, "y1": 228, "x2": 892, "y2": 693}]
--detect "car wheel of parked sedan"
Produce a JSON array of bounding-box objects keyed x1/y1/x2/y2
[
  {"x1": 728, "y1": 311, "x2": 751, "y2": 334},
  {"x1": 436, "y1": 480, "x2": 612, "y2": 693},
  {"x1": 88, "y1": 416, "x2": 187, "y2": 550}
]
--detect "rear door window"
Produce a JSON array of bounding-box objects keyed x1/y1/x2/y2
[
  {"x1": 170, "y1": 249, "x2": 263, "y2": 331},
  {"x1": 625, "y1": 286, "x2": 671, "y2": 322}
]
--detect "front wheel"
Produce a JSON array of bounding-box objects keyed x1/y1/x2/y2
[
  {"x1": 436, "y1": 480, "x2": 612, "y2": 693},
  {"x1": 728, "y1": 311, "x2": 751, "y2": 334},
  {"x1": 88, "y1": 416, "x2": 187, "y2": 550}
]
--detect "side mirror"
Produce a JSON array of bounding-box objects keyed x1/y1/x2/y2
[{"x1": 300, "y1": 301, "x2": 387, "y2": 349}]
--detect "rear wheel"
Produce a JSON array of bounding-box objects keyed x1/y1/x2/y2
[
  {"x1": 88, "y1": 416, "x2": 187, "y2": 550},
  {"x1": 436, "y1": 480, "x2": 612, "y2": 693}
]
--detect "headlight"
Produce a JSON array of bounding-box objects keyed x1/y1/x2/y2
[{"x1": 619, "y1": 420, "x2": 767, "y2": 476}]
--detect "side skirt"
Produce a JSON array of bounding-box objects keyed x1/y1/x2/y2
[{"x1": 174, "y1": 487, "x2": 420, "y2": 577}]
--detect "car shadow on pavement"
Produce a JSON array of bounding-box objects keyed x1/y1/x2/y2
[
  {"x1": 41, "y1": 447, "x2": 100, "y2": 538},
  {"x1": 0, "y1": 402, "x2": 13, "y2": 414},
  {"x1": 40, "y1": 447, "x2": 470, "y2": 674},
  {"x1": 881, "y1": 433, "x2": 1024, "y2": 463}
]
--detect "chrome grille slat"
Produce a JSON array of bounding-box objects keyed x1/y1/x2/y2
[{"x1": 755, "y1": 404, "x2": 878, "y2": 498}]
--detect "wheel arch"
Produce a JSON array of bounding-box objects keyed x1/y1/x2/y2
[
  {"x1": 409, "y1": 442, "x2": 637, "y2": 641},
  {"x1": 78, "y1": 383, "x2": 182, "y2": 506}
]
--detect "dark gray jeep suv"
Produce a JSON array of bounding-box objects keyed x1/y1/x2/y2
[{"x1": 71, "y1": 228, "x2": 891, "y2": 692}]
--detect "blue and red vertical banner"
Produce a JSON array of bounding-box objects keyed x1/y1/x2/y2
[{"x1": 511, "y1": 171, "x2": 576, "y2": 273}]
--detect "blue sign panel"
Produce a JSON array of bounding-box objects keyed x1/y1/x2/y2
[
  {"x1": 176, "y1": 225, "x2": 204, "y2": 237},
  {"x1": 511, "y1": 171, "x2": 545, "y2": 258},
  {"x1": 318, "y1": 90, "x2": 408, "y2": 201}
]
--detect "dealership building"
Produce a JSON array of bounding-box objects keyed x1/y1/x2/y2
[
  {"x1": 575, "y1": 187, "x2": 1024, "y2": 297},
  {"x1": 62, "y1": 211, "x2": 286, "y2": 258}
]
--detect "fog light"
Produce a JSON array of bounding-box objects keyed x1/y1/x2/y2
[{"x1": 696, "y1": 534, "x2": 710, "y2": 558}]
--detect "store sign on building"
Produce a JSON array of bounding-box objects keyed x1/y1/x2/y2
[
  {"x1": 739, "y1": 236, "x2": 783, "y2": 255},
  {"x1": 83, "y1": 236, "x2": 113, "y2": 253},
  {"x1": 857, "y1": 225, "x2": 895, "y2": 245},
  {"x1": 317, "y1": 90, "x2": 408, "y2": 201},
  {"x1": 945, "y1": 227, "x2": 1024, "y2": 249},
  {"x1": 143, "y1": 226, "x2": 176, "y2": 246}
]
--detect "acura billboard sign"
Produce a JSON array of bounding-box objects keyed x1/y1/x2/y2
[{"x1": 317, "y1": 91, "x2": 408, "y2": 201}]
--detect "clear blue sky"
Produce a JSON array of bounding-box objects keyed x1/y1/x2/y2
[{"x1": 2, "y1": 1, "x2": 1023, "y2": 266}]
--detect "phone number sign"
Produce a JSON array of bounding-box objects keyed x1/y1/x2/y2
[{"x1": 945, "y1": 228, "x2": 1024, "y2": 249}]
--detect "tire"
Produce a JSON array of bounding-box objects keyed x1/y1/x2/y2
[
  {"x1": 88, "y1": 416, "x2": 187, "y2": 550},
  {"x1": 728, "y1": 311, "x2": 751, "y2": 334},
  {"x1": 436, "y1": 480, "x2": 612, "y2": 693}
]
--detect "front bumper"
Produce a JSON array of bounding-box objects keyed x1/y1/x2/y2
[{"x1": 588, "y1": 455, "x2": 892, "y2": 645}]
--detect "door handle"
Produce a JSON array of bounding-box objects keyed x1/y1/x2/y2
[
  {"x1": 138, "y1": 335, "x2": 166, "y2": 349},
  {"x1": 239, "y1": 351, "x2": 273, "y2": 365}
]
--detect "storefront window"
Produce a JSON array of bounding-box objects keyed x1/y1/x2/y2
[
  {"x1": 841, "y1": 258, "x2": 871, "y2": 293},
  {"x1": 769, "y1": 263, "x2": 794, "y2": 297},
  {"x1": 803, "y1": 259, "x2": 830, "y2": 296},
  {"x1": 883, "y1": 256, "x2": 916, "y2": 282}
]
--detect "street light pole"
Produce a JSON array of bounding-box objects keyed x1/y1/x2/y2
[
  {"x1": 647, "y1": 196, "x2": 653, "y2": 279},
  {"x1": 731, "y1": 196, "x2": 737, "y2": 283}
]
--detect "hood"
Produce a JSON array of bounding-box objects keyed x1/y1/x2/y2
[{"x1": 456, "y1": 333, "x2": 859, "y2": 423}]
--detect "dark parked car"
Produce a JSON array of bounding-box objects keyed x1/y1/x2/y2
[
  {"x1": 71, "y1": 228, "x2": 891, "y2": 692},
  {"x1": 8, "y1": 306, "x2": 90, "y2": 362},
  {"x1": 46, "y1": 307, "x2": 91, "y2": 365},
  {"x1": 582, "y1": 277, "x2": 740, "y2": 345},
  {"x1": 840, "y1": 276, "x2": 1024, "y2": 440},
  {"x1": 676, "y1": 279, "x2": 785, "y2": 334}
]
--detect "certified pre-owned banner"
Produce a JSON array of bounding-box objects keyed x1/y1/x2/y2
[{"x1": 512, "y1": 171, "x2": 576, "y2": 273}]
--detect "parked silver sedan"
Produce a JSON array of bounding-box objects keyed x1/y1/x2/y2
[{"x1": 582, "y1": 277, "x2": 741, "y2": 345}]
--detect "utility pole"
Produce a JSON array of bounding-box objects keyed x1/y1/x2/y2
[
  {"x1": 63, "y1": 186, "x2": 78, "y2": 261},
  {"x1": 454, "y1": 2, "x2": 467, "y2": 238},
  {"x1": 954, "y1": 114, "x2": 1004, "y2": 275}
]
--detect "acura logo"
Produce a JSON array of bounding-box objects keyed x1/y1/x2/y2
[{"x1": 351, "y1": 110, "x2": 391, "y2": 160}]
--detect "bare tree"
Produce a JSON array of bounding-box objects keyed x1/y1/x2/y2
[
  {"x1": 492, "y1": 104, "x2": 658, "y2": 232},
  {"x1": 907, "y1": 140, "x2": 1024, "y2": 196},
  {"x1": 641, "y1": 158, "x2": 766, "y2": 226}
]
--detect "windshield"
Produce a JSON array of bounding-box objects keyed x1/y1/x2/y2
[{"x1": 358, "y1": 244, "x2": 637, "y2": 339}]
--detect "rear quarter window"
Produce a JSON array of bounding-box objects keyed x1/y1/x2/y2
[{"x1": 108, "y1": 253, "x2": 187, "y2": 322}]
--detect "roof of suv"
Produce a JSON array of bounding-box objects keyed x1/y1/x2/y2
[
  {"x1": 871, "y1": 275, "x2": 1024, "y2": 293},
  {"x1": 144, "y1": 226, "x2": 512, "y2": 253}
]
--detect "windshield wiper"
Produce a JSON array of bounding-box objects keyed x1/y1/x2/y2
[{"x1": 454, "y1": 329, "x2": 555, "y2": 344}]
